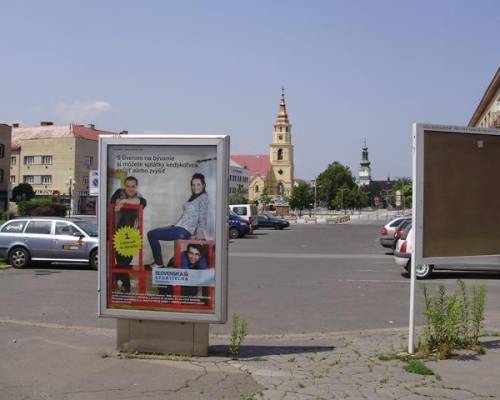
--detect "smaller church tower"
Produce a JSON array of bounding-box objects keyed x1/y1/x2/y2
[
  {"x1": 358, "y1": 140, "x2": 371, "y2": 186},
  {"x1": 269, "y1": 88, "x2": 294, "y2": 198}
]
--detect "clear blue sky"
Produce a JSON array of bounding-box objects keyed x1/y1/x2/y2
[{"x1": 1, "y1": 1, "x2": 498, "y2": 180}]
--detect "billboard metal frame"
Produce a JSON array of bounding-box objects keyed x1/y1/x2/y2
[{"x1": 97, "y1": 134, "x2": 229, "y2": 324}]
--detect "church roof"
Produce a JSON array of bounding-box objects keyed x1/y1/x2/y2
[{"x1": 230, "y1": 155, "x2": 271, "y2": 178}]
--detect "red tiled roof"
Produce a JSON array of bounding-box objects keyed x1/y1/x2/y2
[
  {"x1": 231, "y1": 155, "x2": 271, "y2": 178},
  {"x1": 11, "y1": 124, "x2": 117, "y2": 150}
]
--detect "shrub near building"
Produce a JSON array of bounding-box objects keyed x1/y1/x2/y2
[{"x1": 18, "y1": 198, "x2": 67, "y2": 217}]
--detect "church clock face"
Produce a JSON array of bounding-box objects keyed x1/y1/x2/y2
[{"x1": 278, "y1": 135, "x2": 283, "y2": 141}]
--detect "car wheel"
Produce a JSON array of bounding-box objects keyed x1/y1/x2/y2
[
  {"x1": 90, "y1": 249, "x2": 98, "y2": 270},
  {"x1": 229, "y1": 227, "x2": 240, "y2": 239},
  {"x1": 9, "y1": 247, "x2": 30, "y2": 269},
  {"x1": 415, "y1": 264, "x2": 433, "y2": 279}
]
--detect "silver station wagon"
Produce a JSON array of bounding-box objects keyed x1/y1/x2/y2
[{"x1": 0, "y1": 217, "x2": 98, "y2": 270}]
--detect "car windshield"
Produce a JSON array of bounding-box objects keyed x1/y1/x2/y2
[{"x1": 73, "y1": 220, "x2": 98, "y2": 237}]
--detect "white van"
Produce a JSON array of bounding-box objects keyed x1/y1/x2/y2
[{"x1": 229, "y1": 204, "x2": 258, "y2": 233}]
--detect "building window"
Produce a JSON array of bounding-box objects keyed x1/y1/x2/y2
[
  {"x1": 23, "y1": 155, "x2": 53, "y2": 165},
  {"x1": 10, "y1": 156, "x2": 16, "y2": 165},
  {"x1": 255, "y1": 185, "x2": 259, "y2": 193},
  {"x1": 82, "y1": 176, "x2": 89, "y2": 185},
  {"x1": 79, "y1": 191, "x2": 89, "y2": 197},
  {"x1": 0, "y1": 169, "x2": 3, "y2": 183},
  {"x1": 0, "y1": 144, "x2": 4, "y2": 158},
  {"x1": 286, "y1": 127, "x2": 288, "y2": 132},
  {"x1": 83, "y1": 156, "x2": 93, "y2": 166},
  {"x1": 279, "y1": 126, "x2": 282, "y2": 132},
  {"x1": 41, "y1": 175, "x2": 52, "y2": 184},
  {"x1": 277, "y1": 148, "x2": 283, "y2": 161},
  {"x1": 41, "y1": 155, "x2": 52, "y2": 165},
  {"x1": 10, "y1": 176, "x2": 15, "y2": 184},
  {"x1": 23, "y1": 175, "x2": 34, "y2": 184}
]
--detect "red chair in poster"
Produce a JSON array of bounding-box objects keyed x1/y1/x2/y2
[{"x1": 108, "y1": 203, "x2": 146, "y2": 304}]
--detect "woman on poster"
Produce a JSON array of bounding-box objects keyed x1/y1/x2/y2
[{"x1": 147, "y1": 173, "x2": 209, "y2": 268}]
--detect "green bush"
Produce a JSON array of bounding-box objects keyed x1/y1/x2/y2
[
  {"x1": 229, "y1": 313, "x2": 248, "y2": 359},
  {"x1": 18, "y1": 199, "x2": 67, "y2": 217},
  {"x1": 11, "y1": 183, "x2": 35, "y2": 202},
  {"x1": 418, "y1": 280, "x2": 486, "y2": 359}
]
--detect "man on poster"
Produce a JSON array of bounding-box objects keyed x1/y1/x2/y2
[{"x1": 110, "y1": 176, "x2": 147, "y2": 292}]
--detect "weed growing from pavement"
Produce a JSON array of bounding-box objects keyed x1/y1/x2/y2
[
  {"x1": 404, "y1": 360, "x2": 436, "y2": 376},
  {"x1": 419, "y1": 280, "x2": 486, "y2": 359},
  {"x1": 288, "y1": 357, "x2": 296, "y2": 362},
  {"x1": 229, "y1": 313, "x2": 248, "y2": 360},
  {"x1": 97, "y1": 350, "x2": 111, "y2": 359}
]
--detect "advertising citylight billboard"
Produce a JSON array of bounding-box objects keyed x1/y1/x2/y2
[{"x1": 98, "y1": 135, "x2": 229, "y2": 323}]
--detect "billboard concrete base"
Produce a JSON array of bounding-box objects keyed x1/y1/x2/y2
[{"x1": 116, "y1": 319, "x2": 209, "y2": 356}]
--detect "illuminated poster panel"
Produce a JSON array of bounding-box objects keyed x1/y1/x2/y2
[{"x1": 98, "y1": 135, "x2": 229, "y2": 323}]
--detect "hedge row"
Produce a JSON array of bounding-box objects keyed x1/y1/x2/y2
[{"x1": 17, "y1": 199, "x2": 67, "y2": 217}]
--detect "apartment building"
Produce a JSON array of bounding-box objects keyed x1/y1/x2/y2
[
  {"x1": 469, "y1": 67, "x2": 500, "y2": 129},
  {"x1": 10, "y1": 122, "x2": 117, "y2": 214},
  {"x1": 229, "y1": 159, "x2": 249, "y2": 198},
  {"x1": 0, "y1": 124, "x2": 11, "y2": 211}
]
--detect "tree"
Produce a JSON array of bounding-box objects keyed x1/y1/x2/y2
[
  {"x1": 349, "y1": 185, "x2": 369, "y2": 210},
  {"x1": 289, "y1": 183, "x2": 314, "y2": 216},
  {"x1": 12, "y1": 183, "x2": 35, "y2": 202},
  {"x1": 259, "y1": 186, "x2": 272, "y2": 210},
  {"x1": 316, "y1": 162, "x2": 356, "y2": 209},
  {"x1": 228, "y1": 184, "x2": 248, "y2": 205}
]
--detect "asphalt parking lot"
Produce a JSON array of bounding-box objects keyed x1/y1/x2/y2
[{"x1": 1, "y1": 223, "x2": 500, "y2": 336}]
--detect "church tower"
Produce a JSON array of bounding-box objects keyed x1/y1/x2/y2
[
  {"x1": 269, "y1": 88, "x2": 295, "y2": 198},
  {"x1": 358, "y1": 140, "x2": 371, "y2": 186}
]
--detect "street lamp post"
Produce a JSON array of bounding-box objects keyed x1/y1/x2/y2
[
  {"x1": 66, "y1": 176, "x2": 73, "y2": 217},
  {"x1": 311, "y1": 180, "x2": 317, "y2": 215},
  {"x1": 339, "y1": 188, "x2": 349, "y2": 215}
]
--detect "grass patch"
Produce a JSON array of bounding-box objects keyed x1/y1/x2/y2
[
  {"x1": 0, "y1": 258, "x2": 10, "y2": 269},
  {"x1": 378, "y1": 352, "x2": 440, "y2": 380},
  {"x1": 403, "y1": 360, "x2": 435, "y2": 376}
]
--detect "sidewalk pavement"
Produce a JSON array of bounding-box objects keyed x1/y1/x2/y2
[{"x1": 1, "y1": 319, "x2": 499, "y2": 400}]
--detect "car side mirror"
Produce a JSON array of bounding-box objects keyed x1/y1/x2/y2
[{"x1": 73, "y1": 232, "x2": 84, "y2": 238}]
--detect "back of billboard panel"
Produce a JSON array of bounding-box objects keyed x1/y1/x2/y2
[{"x1": 414, "y1": 124, "x2": 500, "y2": 263}]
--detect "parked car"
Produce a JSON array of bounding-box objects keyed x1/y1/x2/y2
[
  {"x1": 391, "y1": 218, "x2": 412, "y2": 251},
  {"x1": 379, "y1": 216, "x2": 411, "y2": 249},
  {"x1": 256, "y1": 214, "x2": 290, "y2": 230},
  {"x1": 0, "y1": 217, "x2": 98, "y2": 269},
  {"x1": 228, "y1": 212, "x2": 250, "y2": 239},
  {"x1": 394, "y1": 227, "x2": 500, "y2": 279},
  {"x1": 229, "y1": 204, "x2": 258, "y2": 233}
]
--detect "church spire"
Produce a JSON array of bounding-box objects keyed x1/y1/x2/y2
[
  {"x1": 358, "y1": 140, "x2": 371, "y2": 186},
  {"x1": 276, "y1": 86, "x2": 289, "y2": 124}
]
